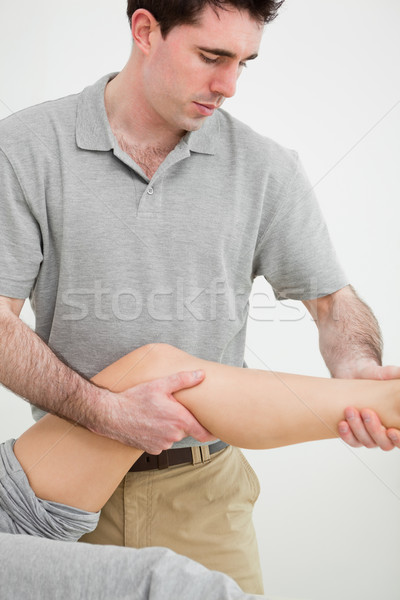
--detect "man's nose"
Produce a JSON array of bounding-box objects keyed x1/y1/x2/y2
[{"x1": 210, "y1": 64, "x2": 239, "y2": 99}]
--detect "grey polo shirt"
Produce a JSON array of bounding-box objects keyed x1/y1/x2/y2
[{"x1": 0, "y1": 72, "x2": 348, "y2": 446}]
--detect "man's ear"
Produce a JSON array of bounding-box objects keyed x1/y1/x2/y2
[{"x1": 130, "y1": 9, "x2": 160, "y2": 55}]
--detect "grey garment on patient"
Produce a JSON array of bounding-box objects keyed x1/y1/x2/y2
[
  {"x1": 0, "y1": 440, "x2": 264, "y2": 599},
  {"x1": 0, "y1": 533, "x2": 265, "y2": 600},
  {"x1": 0, "y1": 439, "x2": 100, "y2": 541}
]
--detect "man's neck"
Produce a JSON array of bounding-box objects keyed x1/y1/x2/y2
[{"x1": 104, "y1": 66, "x2": 184, "y2": 151}]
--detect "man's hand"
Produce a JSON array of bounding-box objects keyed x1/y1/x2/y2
[
  {"x1": 304, "y1": 288, "x2": 400, "y2": 451},
  {"x1": 338, "y1": 363, "x2": 400, "y2": 451},
  {"x1": 93, "y1": 369, "x2": 216, "y2": 454}
]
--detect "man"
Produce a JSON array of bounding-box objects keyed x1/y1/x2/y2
[{"x1": 0, "y1": 0, "x2": 399, "y2": 595}]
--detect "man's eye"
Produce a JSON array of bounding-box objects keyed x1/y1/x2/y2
[
  {"x1": 200, "y1": 54, "x2": 218, "y2": 64},
  {"x1": 200, "y1": 53, "x2": 248, "y2": 69}
]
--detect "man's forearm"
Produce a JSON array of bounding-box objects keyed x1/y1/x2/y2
[
  {"x1": 305, "y1": 285, "x2": 400, "y2": 450},
  {"x1": 313, "y1": 285, "x2": 382, "y2": 378},
  {"x1": 0, "y1": 309, "x2": 106, "y2": 428}
]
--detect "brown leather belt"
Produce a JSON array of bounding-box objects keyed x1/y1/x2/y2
[{"x1": 129, "y1": 441, "x2": 229, "y2": 472}]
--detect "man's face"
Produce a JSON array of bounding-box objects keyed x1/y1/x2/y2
[{"x1": 141, "y1": 5, "x2": 263, "y2": 135}]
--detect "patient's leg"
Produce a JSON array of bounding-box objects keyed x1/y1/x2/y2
[
  {"x1": 108, "y1": 343, "x2": 400, "y2": 449},
  {"x1": 13, "y1": 343, "x2": 400, "y2": 514}
]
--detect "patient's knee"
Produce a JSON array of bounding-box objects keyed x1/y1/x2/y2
[
  {"x1": 114, "y1": 343, "x2": 197, "y2": 390},
  {"x1": 139, "y1": 343, "x2": 196, "y2": 379}
]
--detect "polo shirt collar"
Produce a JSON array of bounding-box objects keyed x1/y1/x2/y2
[
  {"x1": 76, "y1": 73, "x2": 116, "y2": 151},
  {"x1": 76, "y1": 72, "x2": 220, "y2": 155},
  {"x1": 183, "y1": 112, "x2": 219, "y2": 155}
]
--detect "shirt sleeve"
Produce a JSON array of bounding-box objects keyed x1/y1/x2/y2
[
  {"x1": 252, "y1": 152, "x2": 349, "y2": 300},
  {"x1": 0, "y1": 148, "x2": 43, "y2": 299}
]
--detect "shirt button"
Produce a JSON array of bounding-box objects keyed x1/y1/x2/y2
[{"x1": 147, "y1": 187, "x2": 154, "y2": 195}]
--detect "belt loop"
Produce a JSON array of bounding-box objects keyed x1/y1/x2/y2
[
  {"x1": 191, "y1": 446, "x2": 202, "y2": 465},
  {"x1": 200, "y1": 445, "x2": 211, "y2": 464}
]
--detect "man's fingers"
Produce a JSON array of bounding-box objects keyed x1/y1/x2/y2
[
  {"x1": 341, "y1": 407, "x2": 396, "y2": 451},
  {"x1": 161, "y1": 369, "x2": 206, "y2": 394},
  {"x1": 386, "y1": 428, "x2": 400, "y2": 448},
  {"x1": 186, "y1": 417, "x2": 217, "y2": 443},
  {"x1": 338, "y1": 420, "x2": 363, "y2": 448},
  {"x1": 342, "y1": 407, "x2": 377, "y2": 449},
  {"x1": 161, "y1": 371, "x2": 216, "y2": 443},
  {"x1": 375, "y1": 365, "x2": 400, "y2": 380},
  {"x1": 360, "y1": 409, "x2": 395, "y2": 451}
]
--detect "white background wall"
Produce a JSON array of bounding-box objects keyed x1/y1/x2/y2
[{"x1": 0, "y1": 1, "x2": 399, "y2": 599}]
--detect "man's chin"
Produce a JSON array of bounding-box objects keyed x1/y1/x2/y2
[{"x1": 183, "y1": 117, "x2": 207, "y2": 132}]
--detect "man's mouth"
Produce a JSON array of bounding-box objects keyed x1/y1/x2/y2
[{"x1": 193, "y1": 102, "x2": 219, "y2": 116}]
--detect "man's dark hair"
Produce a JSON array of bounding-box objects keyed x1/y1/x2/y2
[{"x1": 126, "y1": 0, "x2": 285, "y2": 37}]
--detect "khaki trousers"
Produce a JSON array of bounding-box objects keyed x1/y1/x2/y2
[{"x1": 80, "y1": 445, "x2": 264, "y2": 595}]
